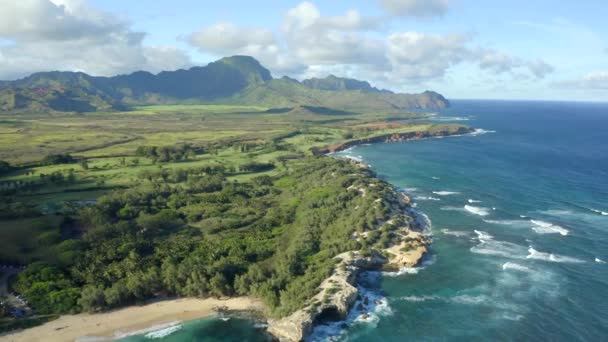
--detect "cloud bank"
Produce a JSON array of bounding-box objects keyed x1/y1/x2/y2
[{"x1": 0, "y1": 0, "x2": 555, "y2": 92}]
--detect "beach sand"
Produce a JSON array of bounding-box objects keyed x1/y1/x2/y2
[{"x1": 2, "y1": 297, "x2": 264, "y2": 342}]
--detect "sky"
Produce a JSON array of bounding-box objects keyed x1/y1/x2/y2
[{"x1": 0, "y1": 0, "x2": 607, "y2": 101}]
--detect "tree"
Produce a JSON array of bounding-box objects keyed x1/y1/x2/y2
[
  {"x1": 79, "y1": 159, "x2": 89, "y2": 170},
  {"x1": 78, "y1": 285, "x2": 106, "y2": 312},
  {"x1": 0, "y1": 160, "x2": 11, "y2": 175}
]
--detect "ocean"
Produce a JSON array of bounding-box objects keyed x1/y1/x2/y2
[{"x1": 121, "y1": 100, "x2": 608, "y2": 341}]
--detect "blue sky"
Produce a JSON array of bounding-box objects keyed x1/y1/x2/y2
[{"x1": 1, "y1": 0, "x2": 607, "y2": 101}]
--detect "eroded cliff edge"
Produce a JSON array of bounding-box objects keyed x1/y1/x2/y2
[{"x1": 267, "y1": 168, "x2": 430, "y2": 341}]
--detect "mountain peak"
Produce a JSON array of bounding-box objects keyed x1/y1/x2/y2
[{"x1": 213, "y1": 55, "x2": 272, "y2": 82}]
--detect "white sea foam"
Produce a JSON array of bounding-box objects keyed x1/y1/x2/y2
[
  {"x1": 306, "y1": 280, "x2": 392, "y2": 342},
  {"x1": 399, "y1": 295, "x2": 440, "y2": 302},
  {"x1": 451, "y1": 294, "x2": 489, "y2": 305},
  {"x1": 432, "y1": 191, "x2": 460, "y2": 196},
  {"x1": 502, "y1": 262, "x2": 532, "y2": 272},
  {"x1": 470, "y1": 128, "x2": 497, "y2": 136},
  {"x1": 384, "y1": 267, "x2": 420, "y2": 276},
  {"x1": 594, "y1": 258, "x2": 605, "y2": 263},
  {"x1": 114, "y1": 321, "x2": 182, "y2": 339},
  {"x1": 342, "y1": 154, "x2": 363, "y2": 162},
  {"x1": 440, "y1": 205, "x2": 465, "y2": 212},
  {"x1": 483, "y1": 219, "x2": 528, "y2": 226},
  {"x1": 144, "y1": 324, "x2": 183, "y2": 339},
  {"x1": 471, "y1": 231, "x2": 527, "y2": 259},
  {"x1": 530, "y1": 220, "x2": 569, "y2": 236},
  {"x1": 502, "y1": 313, "x2": 524, "y2": 321},
  {"x1": 432, "y1": 176, "x2": 440, "y2": 180},
  {"x1": 441, "y1": 229, "x2": 470, "y2": 237},
  {"x1": 468, "y1": 199, "x2": 482, "y2": 203},
  {"x1": 464, "y1": 205, "x2": 490, "y2": 216},
  {"x1": 399, "y1": 294, "x2": 489, "y2": 305},
  {"x1": 526, "y1": 248, "x2": 584, "y2": 263},
  {"x1": 590, "y1": 208, "x2": 608, "y2": 216},
  {"x1": 474, "y1": 230, "x2": 493, "y2": 241},
  {"x1": 414, "y1": 196, "x2": 441, "y2": 201}
]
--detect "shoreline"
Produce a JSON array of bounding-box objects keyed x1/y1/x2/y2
[
  {"x1": 4, "y1": 127, "x2": 469, "y2": 342},
  {"x1": 1, "y1": 297, "x2": 265, "y2": 342},
  {"x1": 312, "y1": 124, "x2": 474, "y2": 155}
]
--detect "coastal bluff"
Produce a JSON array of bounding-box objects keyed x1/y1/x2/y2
[
  {"x1": 312, "y1": 124, "x2": 474, "y2": 155},
  {"x1": 267, "y1": 188, "x2": 430, "y2": 341}
]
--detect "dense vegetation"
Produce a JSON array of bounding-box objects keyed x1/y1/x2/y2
[
  {"x1": 9, "y1": 157, "x2": 395, "y2": 317},
  {"x1": 0, "y1": 99, "x2": 468, "y2": 333}
]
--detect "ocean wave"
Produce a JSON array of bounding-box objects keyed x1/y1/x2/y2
[
  {"x1": 530, "y1": 220, "x2": 569, "y2": 236},
  {"x1": 399, "y1": 294, "x2": 489, "y2": 305},
  {"x1": 440, "y1": 205, "x2": 465, "y2": 212},
  {"x1": 526, "y1": 248, "x2": 585, "y2": 264},
  {"x1": 464, "y1": 205, "x2": 490, "y2": 216},
  {"x1": 441, "y1": 229, "x2": 470, "y2": 237},
  {"x1": 468, "y1": 199, "x2": 482, "y2": 203},
  {"x1": 471, "y1": 231, "x2": 527, "y2": 259},
  {"x1": 307, "y1": 281, "x2": 391, "y2": 342},
  {"x1": 432, "y1": 191, "x2": 460, "y2": 196},
  {"x1": 431, "y1": 176, "x2": 440, "y2": 180},
  {"x1": 483, "y1": 219, "x2": 528, "y2": 227},
  {"x1": 414, "y1": 196, "x2": 441, "y2": 201},
  {"x1": 342, "y1": 154, "x2": 363, "y2": 162},
  {"x1": 474, "y1": 230, "x2": 493, "y2": 241},
  {"x1": 383, "y1": 267, "x2": 420, "y2": 276},
  {"x1": 114, "y1": 321, "x2": 183, "y2": 339},
  {"x1": 595, "y1": 258, "x2": 606, "y2": 263},
  {"x1": 144, "y1": 324, "x2": 183, "y2": 339},
  {"x1": 502, "y1": 262, "x2": 532, "y2": 273},
  {"x1": 590, "y1": 208, "x2": 608, "y2": 216},
  {"x1": 501, "y1": 313, "x2": 524, "y2": 321},
  {"x1": 469, "y1": 128, "x2": 497, "y2": 136}
]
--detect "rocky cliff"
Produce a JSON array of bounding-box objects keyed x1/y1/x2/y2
[{"x1": 267, "y1": 177, "x2": 430, "y2": 341}]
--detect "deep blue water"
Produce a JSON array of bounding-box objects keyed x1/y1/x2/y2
[{"x1": 122, "y1": 100, "x2": 608, "y2": 341}]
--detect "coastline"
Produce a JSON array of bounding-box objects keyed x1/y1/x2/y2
[
  {"x1": 1, "y1": 297, "x2": 265, "y2": 342},
  {"x1": 312, "y1": 124, "x2": 474, "y2": 155},
  {"x1": 4, "y1": 125, "x2": 472, "y2": 342}
]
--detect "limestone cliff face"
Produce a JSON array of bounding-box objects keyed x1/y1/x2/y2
[{"x1": 267, "y1": 183, "x2": 431, "y2": 341}]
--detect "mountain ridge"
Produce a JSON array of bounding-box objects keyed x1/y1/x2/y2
[{"x1": 0, "y1": 55, "x2": 449, "y2": 113}]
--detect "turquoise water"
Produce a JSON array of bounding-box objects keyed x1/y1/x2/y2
[{"x1": 122, "y1": 100, "x2": 608, "y2": 341}]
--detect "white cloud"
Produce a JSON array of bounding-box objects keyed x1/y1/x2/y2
[
  {"x1": 0, "y1": 0, "x2": 126, "y2": 41},
  {"x1": 385, "y1": 32, "x2": 470, "y2": 80},
  {"x1": 188, "y1": 22, "x2": 276, "y2": 54},
  {"x1": 281, "y1": 2, "x2": 385, "y2": 65},
  {"x1": 555, "y1": 72, "x2": 608, "y2": 89},
  {"x1": 376, "y1": 0, "x2": 450, "y2": 17},
  {"x1": 0, "y1": 0, "x2": 191, "y2": 79},
  {"x1": 477, "y1": 50, "x2": 554, "y2": 79}
]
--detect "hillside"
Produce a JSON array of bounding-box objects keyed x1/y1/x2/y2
[{"x1": 0, "y1": 56, "x2": 449, "y2": 113}]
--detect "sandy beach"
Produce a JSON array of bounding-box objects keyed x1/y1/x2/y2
[{"x1": 1, "y1": 297, "x2": 265, "y2": 342}]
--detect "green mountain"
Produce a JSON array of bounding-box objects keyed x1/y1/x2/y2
[{"x1": 0, "y1": 56, "x2": 449, "y2": 113}]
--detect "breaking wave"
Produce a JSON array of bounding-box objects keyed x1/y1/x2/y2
[
  {"x1": 432, "y1": 191, "x2": 460, "y2": 196},
  {"x1": 414, "y1": 196, "x2": 441, "y2": 201},
  {"x1": 464, "y1": 205, "x2": 490, "y2": 216},
  {"x1": 470, "y1": 231, "x2": 527, "y2": 259},
  {"x1": 441, "y1": 229, "x2": 470, "y2": 237},
  {"x1": 502, "y1": 262, "x2": 532, "y2": 273},
  {"x1": 530, "y1": 220, "x2": 569, "y2": 236},
  {"x1": 526, "y1": 248, "x2": 585, "y2": 263}
]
